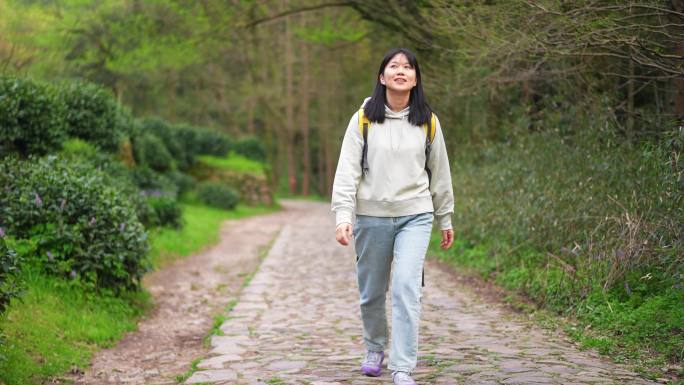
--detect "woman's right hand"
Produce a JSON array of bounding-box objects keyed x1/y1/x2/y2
[{"x1": 335, "y1": 223, "x2": 353, "y2": 246}]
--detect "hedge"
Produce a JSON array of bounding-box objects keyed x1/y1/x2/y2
[
  {"x1": 0, "y1": 76, "x2": 67, "y2": 157},
  {"x1": 58, "y1": 80, "x2": 127, "y2": 152}
]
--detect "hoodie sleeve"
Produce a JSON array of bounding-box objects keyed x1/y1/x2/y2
[
  {"x1": 427, "y1": 115, "x2": 455, "y2": 230},
  {"x1": 330, "y1": 111, "x2": 364, "y2": 227}
]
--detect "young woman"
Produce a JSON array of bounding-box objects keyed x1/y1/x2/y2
[{"x1": 331, "y1": 48, "x2": 454, "y2": 385}]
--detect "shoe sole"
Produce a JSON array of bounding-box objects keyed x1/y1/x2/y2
[{"x1": 361, "y1": 367, "x2": 382, "y2": 377}]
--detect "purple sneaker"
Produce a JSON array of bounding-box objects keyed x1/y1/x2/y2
[
  {"x1": 392, "y1": 371, "x2": 418, "y2": 385},
  {"x1": 360, "y1": 350, "x2": 384, "y2": 377}
]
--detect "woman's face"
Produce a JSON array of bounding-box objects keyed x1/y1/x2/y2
[{"x1": 379, "y1": 53, "x2": 417, "y2": 93}]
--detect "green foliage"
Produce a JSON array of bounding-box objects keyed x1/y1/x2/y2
[
  {"x1": 197, "y1": 153, "x2": 266, "y2": 176},
  {"x1": 130, "y1": 167, "x2": 178, "y2": 197},
  {"x1": 0, "y1": 238, "x2": 22, "y2": 315},
  {"x1": 234, "y1": 136, "x2": 266, "y2": 162},
  {"x1": 173, "y1": 123, "x2": 201, "y2": 170},
  {"x1": 58, "y1": 138, "x2": 164, "y2": 230},
  {"x1": 435, "y1": 123, "x2": 683, "y2": 367},
  {"x1": 148, "y1": 202, "x2": 279, "y2": 267},
  {"x1": 58, "y1": 80, "x2": 127, "y2": 152},
  {"x1": 197, "y1": 182, "x2": 239, "y2": 210},
  {"x1": 146, "y1": 196, "x2": 183, "y2": 229},
  {"x1": 571, "y1": 288, "x2": 684, "y2": 362},
  {"x1": 141, "y1": 121, "x2": 235, "y2": 170},
  {"x1": 195, "y1": 129, "x2": 232, "y2": 157},
  {"x1": 0, "y1": 270, "x2": 150, "y2": 385},
  {"x1": 135, "y1": 117, "x2": 184, "y2": 167},
  {"x1": 0, "y1": 76, "x2": 67, "y2": 157},
  {"x1": 132, "y1": 132, "x2": 174, "y2": 172},
  {"x1": 166, "y1": 170, "x2": 196, "y2": 196},
  {"x1": 60, "y1": 138, "x2": 98, "y2": 159},
  {"x1": 0, "y1": 156, "x2": 150, "y2": 292},
  {"x1": 294, "y1": 12, "x2": 368, "y2": 45}
]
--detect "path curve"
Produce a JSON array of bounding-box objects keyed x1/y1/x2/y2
[
  {"x1": 186, "y1": 201, "x2": 657, "y2": 385},
  {"x1": 72, "y1": 201, "x2": 307, "y2": 384}
]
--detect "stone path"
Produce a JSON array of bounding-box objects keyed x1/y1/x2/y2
[
  {"x1": 186, "y1": 202, "x2": 657, "y2": 385},
  {"x1": 72, "y1": 204, "x2": 292, "y2": 384}
]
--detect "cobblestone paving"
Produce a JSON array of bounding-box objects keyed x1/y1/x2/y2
[{"x1": 187, "y1": 202, "x2": 657, "y2": 385}]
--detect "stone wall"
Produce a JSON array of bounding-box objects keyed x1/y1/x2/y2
[{"x1": 189, "y1": 162, "x2": 273, "y2": 206}]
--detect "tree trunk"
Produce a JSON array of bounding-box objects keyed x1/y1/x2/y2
[
  {"x1": 674, "y1": 41, "x2": 684, "y2": 119},
  {"x1": 627, "y1": 57, "x2": 635, "y2": 138},
  {"x1": 284, "y1": 7, "x2": 297, "y2": 194},
  {"x1": 298, "y1": 15, "x2": 311, "y2": 196},
  {"x1": 324, "y1": 49, "x2": 340, "y2": 198}
]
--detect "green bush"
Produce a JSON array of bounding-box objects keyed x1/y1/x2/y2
[
  {"x1": 59, "y1": 138, "x2": 161, "y2": 230},
  {"x1": 197, "y1": 182, "x2": 239, "y2": 210},
  {"x1": 0, "y1": 76, "x2": 67, "y2": 157},
  {"x1": 0, "y1": 237, "x2": 22, "y2": 315},
  {"x1": 195, "y1": 129, "x2": 232, "y2": 157},
  {"x1": 146, "y1": 196, "x2": 183, "y2": 229},
  {"x1": 130, "y1": 167, "x2": 178, "y2": 197},
  {"x1": 234, "y1": 136, "x2": 266, "y2": 162},
  {"x1": 0, "y1": 156, "x2": 150, "y2": 292},
  {"x1": 452, "y1": 130, "x2": 682, "y2": 300},
  {"x1": 440, "y1": 124, "x2": 683, "y2": 364},
  {"x1": 132, "y1": 132, "x2": 174, "y2": 172},
  {"x1": 136, "y1": 117, "x2": 186, "y2": 167},
  {"x1": 136, "y1": 118, "x2": 233, "y2": 170},
  {"x1": 166, "y1": 170, "x2": 196, "y2": 196},
  {"x1": 60, "y1": 138, "x2": 98, "y2": 160},
  {"x1": 58, "y1": 80, "x2": 126, "y2": 152},
  {"x1": 173, "y1": 123, "x2": 201, "y2": 170}
]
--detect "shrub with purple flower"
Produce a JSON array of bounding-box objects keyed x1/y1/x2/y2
[{"x1": 0, "y1": 156, "x2": 150, "y2": 292}]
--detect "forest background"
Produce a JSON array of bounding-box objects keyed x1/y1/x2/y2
[{"x1": 1, "y1": 0, "x2": 683, "y2": 383}]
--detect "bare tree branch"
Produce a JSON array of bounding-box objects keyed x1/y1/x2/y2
[{"x1": 240, "y1": 1, "x2": 353, "y2": 28}]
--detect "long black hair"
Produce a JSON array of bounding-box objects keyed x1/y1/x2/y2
[{"x1": 363, "y1": 48, "x2": 432, "y2": 126}]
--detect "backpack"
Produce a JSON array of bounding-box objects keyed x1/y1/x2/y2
[{"x1": 358, "y1": 107, "x2": 437, "y2": 183}]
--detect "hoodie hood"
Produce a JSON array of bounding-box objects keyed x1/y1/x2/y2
[{"x1": 360, "y1": 96, "x2": 410, "y2": 120}]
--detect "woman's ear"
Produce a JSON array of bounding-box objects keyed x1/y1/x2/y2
[{"x1": 379, "y1": 74, "x2": 386, "y2": 85}]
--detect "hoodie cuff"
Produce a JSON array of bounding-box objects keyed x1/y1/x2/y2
[
  {"x1": 435, "y1": 213, "x2": 452, "y2": 231},
  {"x1": 335, "y1": 208, "x2": 354, "y2": 227}
]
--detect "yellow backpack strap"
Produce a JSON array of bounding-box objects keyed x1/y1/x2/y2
[
  {"x1": 359, "y1": 108, "x2": 370, "y2": 173},
  {"x1": 358, "y1": 107, "x2": 369, "y2": 134},
  {"x1": 422, "y1": 112, "x2": 437, "y2": 144},
  {"x1": 430, "y1": 113, "x2": 437, "y2": 143},
  {"x1": 423, "y1": 112, "x2": 436, "y2": 188}
]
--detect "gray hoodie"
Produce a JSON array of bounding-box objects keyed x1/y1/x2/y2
[{"x1": 331, "y1": 99, "x2": 454, "y2": 230}]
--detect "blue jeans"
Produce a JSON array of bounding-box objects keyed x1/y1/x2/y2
[{"x1": 353, "y1": 212, "x2": 433, "y2": 373}]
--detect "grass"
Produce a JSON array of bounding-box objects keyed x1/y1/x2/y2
[
  {"x1": 265, "y1": 377, "x2": 285, "y2": 385},
  {"x1": 197, "y1": 153, "x2": 266, "y2": 177},
  {"x1": 0, "y1": 269, "x2": 151, "y2": 385},
  {"x1": 149, "y1": 202, "x2": 280, "y2": 268},
  {"x1": 175, "y1": 358, "x2": 202, "y2": 383},
  {"x1": 202, "y1": 300, "x2": 237, "y2": 347}
]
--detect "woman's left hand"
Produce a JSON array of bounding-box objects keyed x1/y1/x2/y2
[{"x1": 440, "y1": 229, "x2": 454, "y2": 250}]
